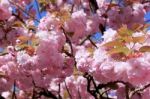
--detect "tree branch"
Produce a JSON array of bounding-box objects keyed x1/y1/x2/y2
[{"x1": 64, "y1": 80, "x2": 72, "y2": 99}]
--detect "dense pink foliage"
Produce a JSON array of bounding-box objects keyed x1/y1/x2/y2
[{"x1": 0, "y1": 0, "x2": 150, "y2": 99}]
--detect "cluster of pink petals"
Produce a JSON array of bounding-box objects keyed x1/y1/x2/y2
[
  {"x1": 61, "y1": 76, "x2": 94, "y2": 99},
  {"x1": 0, "y1": 29, "x2": 74, "y2": 92},
  {"x1": 0, "y1": 2, "x2": 11, "y2": 20},
  {"x1": 38, "y1": 13, "x2": 61, "y2": 31},
  {"x1": 75, "y1": 28, "x2": 150, "y2": 98},
  {"x1": 64, "y1": 10, "x2": 102, "y2": 43},
  {"x1": 0, "y1": 0, "x2": 150, "y2": 98},
  {"x1": 107, "y1": 4, "x2": 145, "y2": 29},
  {"x1": 76, "y1": 30, "x2": 149, "y2": 84}
]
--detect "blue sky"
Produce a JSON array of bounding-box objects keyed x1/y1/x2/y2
[
  {"x1": 26, "y1": 0, "x2": 47, "y2": 25},
  {"x1": 145, "y1": 11, "x2": 150, "y2": 23}
]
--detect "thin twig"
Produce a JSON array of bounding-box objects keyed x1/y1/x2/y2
[
  {"x1": 130, "y1": 83, "x2": 150, "y2": 98},
  {"x1": 12, "y1": 13, "x2": 25, "y2": 24},
  {"x1": 70, "y1": 4, "x2": 74, "y2": 13},
  {"x1": 64, "y1": 80, "x2": 72, "y2": 99},
  {"x1": 12, "y1": 80, "x2": 17, "y2": 99},
  {"x1": 78, "y1": 87, "x2": 82, "y2": 99},
  {"x1": 8, "y1": 0, "x2": 40, "y2": 23},
  {"x1": 58, "y1": 83, "x2": 62, "y2": 99},
  {"x1": 79, "y1": 35, "x2": 90, "y2": 45},
  {"x1": 61, "y1": 27, "x2": 77, "y2": 69},
  {"x1": 89, "y1": 0, "x2": 99, "y2": 13},
  {"x1": 101, "y1": 88, "x2": 111, "y2": 96},
  {"x1": 61, "y1": 27, "x2": 74, "y2": 57},
  {"x1": 88, "y1": 37, "x2": 98, "y2": 48},
  {"x1": 0, "y1": 94, "x2": 5, "y2": 99}
]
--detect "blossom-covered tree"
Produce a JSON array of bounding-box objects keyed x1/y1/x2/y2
[{"x1": 0, "y1": 0, "x2": 150, "y2": 99}]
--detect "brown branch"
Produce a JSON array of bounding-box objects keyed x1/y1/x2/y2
[
  {"x1": 88, "y1": 37, "x2": 98, "y2": 48},
  {"x1": 79, "y1": 35, "x2": 90, "y2": 45},
  {"x1": 77, "y1": 87, "x2": 82, "y2": 99},
  {"x1": 130, "y1": 83, "x2": 150, "y2": 98},
  {"x1": 61, "y1": 27, "x2": 77, "y2": 69},
  {"x1": 0, "y1": 95, "x2": 5, "y2": 99},
  {"x1": 125, "y1": 84, "x2": 130, "y2": 99},
  {"x1": 79, "y1": 35, "x2": 98, "y2": 48},
  {"x1": 70, "y1": 4, "x2": 75, "y2": 14},
  {"x1": 101, "y1": 88, "x2": 111, "y2": 96},
  {"x1": 64, "y1": 80, "x2": 72, "y2": 99},
  {"x1": 11, "y1": 80, "x2": 17, "y2": 99},
  {"x1": 58, "y1": 84, "x2": 62, "y2": 99},
  {"x1": 89, "y1": 0, "x2": 99, "y2": 13},
  {"x1": 61, "y1": 27, "x2": 74, "y2": 57},
  {"x1": 84, "y1": 73, "x2": 135, "y2": 99},
  {"x1": 11, "y1": 13, "x2": 25, "y2": 24},
  {"x1": 142, "y1": 0, "x2": 150, "y2": 4}
]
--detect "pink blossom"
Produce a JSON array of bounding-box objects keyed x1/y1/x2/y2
[
  {"x1": 64, "y1": 10, "x2": 87, "y2": 42},
  {"x1": 36, "y1": 40, "x2": 64, "y2": 69},
  {"x1": 102, "y1": 28, "x2": 117, "y2": 42},
  {"x1": 75, "y1": 46, "x2": 93, "y2": 72},
  {"x1": 0, "y1": 0, "x2": 10, "y2": 7},
  {"x1": 142, "y1": 88, "x2": 150, "y2": 99},
  {"x1": 107, "y1": 5, "x2": 145, "y2": 29},
  {"x1": 38, "y1": 13, "x2": 61, "y2": 31},
  {"x1": 127, "y1": 57, "x2": 150, "y2": 85},
  {"x1": 0, "y1": 5, "x2": 11, "y2": 20},
  {"x1": 63, "y1": 76, "x2": 94, "y2": 99},
  {"x1": 96, "y1": 0, "x2": 105, "y2": 8}
]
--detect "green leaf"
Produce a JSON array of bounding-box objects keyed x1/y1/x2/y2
[
  {"x1": 139, "y1": 46, "x2": 150, "y2": 52},
  {"x1": 131, "y1": 23, "x2": 144, "y2": 32},
  {"x1": 118, "y1": 25, "x2": 133, "y2": 37},
  {"x1": 121, "y1": 36, "x2": 145, "y2": 43},
  {"x1": 15, "y1": 44, "x2": 28, "y2": 50},
  {"x1": 121, "y1": 36, "x2": 133, "y2": 43},
  {"x1": 103, "y1": 40, "x2": 124, "y2": 47},
  {"x1": 63, "y1": 90, "x2": 69, "y2": 99},
  {"x1": 28, "y1": 25, "x2": 36, "y2": 31},
  {"x1": 49, "y1": 0, "x2": 56, "y2": 3},
  {"x1": 87, "y1": 47, "x2": 94, "y2": 55},
  {"x1": 12, "y1": 21, "x2": 23, "y2": 27},
  {"x1": 31, "y1": 39, "x2": 39, "y2": 46},
  {"x1": 107, "y1": 46, "x2": 130, "y2": 55},
  {"x1": 17, "y1": 36, "x2": 29, "y2": 43},
  {"x1": 132, "y1": 36, "x2": 145, "y2": 43}
]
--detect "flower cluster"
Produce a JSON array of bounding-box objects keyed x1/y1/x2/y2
[{"x1": 0, "y1": 0, "x2": 150, "y2": 99}]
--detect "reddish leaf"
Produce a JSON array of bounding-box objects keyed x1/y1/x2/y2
[{"x1": 139, "y1": 46, "x2": 150, "y2": 52}]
